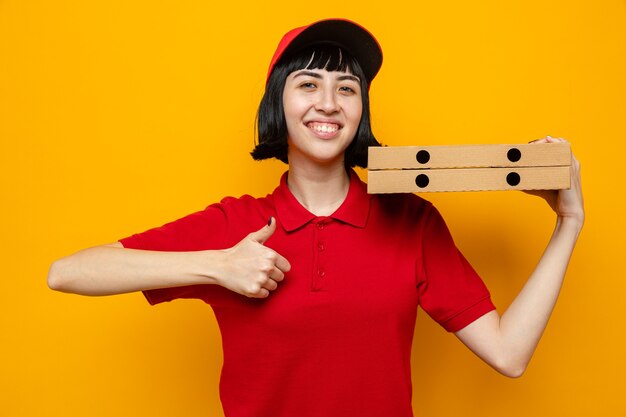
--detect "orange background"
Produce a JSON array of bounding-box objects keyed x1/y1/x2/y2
[{"x1": 1, "y1": 1, "x2": 625, "y2": 416}]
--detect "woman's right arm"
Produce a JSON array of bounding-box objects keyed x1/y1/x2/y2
[{"x1": 47, "y1": 218, "x2": 290, "y2": 298}]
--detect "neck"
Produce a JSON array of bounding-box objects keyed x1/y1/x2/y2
[{"x1": 287, "y1": 162, "x2": 351, "y2": 217}]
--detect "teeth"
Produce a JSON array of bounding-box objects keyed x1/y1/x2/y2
[{"x1": 309, "y1": 123, "x2": 339, "y2": 133}]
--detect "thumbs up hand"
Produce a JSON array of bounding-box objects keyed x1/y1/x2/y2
[{"x1": 217, "y1": 217, "x2": 291, "y2": 298}]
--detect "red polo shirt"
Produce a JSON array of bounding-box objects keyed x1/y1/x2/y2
[{"x1": 120, "y1": 170, "x2": 495, "y2": 417}]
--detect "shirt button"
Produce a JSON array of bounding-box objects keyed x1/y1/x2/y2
[
  {"x1": 317, "y1": 242, "x2": 325, "y2": 251},
  {"x1": 317, "y1": 269, "x2": 325, "y2": 277},
  {"x1": 316, "y1": 223, "x2": 324, "y2": 230}
]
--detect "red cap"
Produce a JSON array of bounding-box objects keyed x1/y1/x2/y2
[{"x1": 266, "y1": 18, "x2": 383, "y2": 86}]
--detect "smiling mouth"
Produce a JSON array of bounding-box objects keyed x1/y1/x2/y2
[{"x1": 306, "y1": 122, "x2": 341, "y2": 134}]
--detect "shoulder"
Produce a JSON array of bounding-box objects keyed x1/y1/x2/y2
[
  {"x1": 214, "y1": 192, "x2": 275, "y2": 218},
  {"x1": 198, "y1": 192, "x2": 276, "y2": 244},
  {"x1": 363, "y1": 192, "x2": 439, "y2": 238},
  {"x1": 371, "y1": 192, "x2": 434, "y2": 219}
]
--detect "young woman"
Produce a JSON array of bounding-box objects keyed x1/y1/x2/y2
[{"x1": 48, "y1": 18, "x2": 584, "y2": 417}]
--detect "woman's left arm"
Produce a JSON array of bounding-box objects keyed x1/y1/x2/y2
[{"x1": 455, "y1": 137, "x2": 584, "y2": 378}]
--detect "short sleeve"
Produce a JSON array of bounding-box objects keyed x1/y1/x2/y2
[
  {"x1": 119, "y1": 204, "x2": 234, "y2": 306},
  {"x1": 416, "y1": 205, "x2": 496, "y2": 332}
]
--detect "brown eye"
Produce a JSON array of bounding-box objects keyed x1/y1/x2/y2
[{"x1": 339, "y1": 86, "x2": 356, "y2": 94}]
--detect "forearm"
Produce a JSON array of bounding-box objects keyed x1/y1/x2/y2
[
  {"x1": 49, "y1": 219, "x2": 291, "y2": 299},
  {"x1": 48, "y1": 244, "x2": 222, "y2": 296},
  {"x1": 498, "y1": 216, "x2": 583, "y2": 368},
  {"x1": 456, "y1": 216, "x2": 583, "y2": 377}
]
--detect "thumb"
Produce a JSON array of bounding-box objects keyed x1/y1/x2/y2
[{"x1": 248, "y1": 217, "x2": 276, "y2": 244}]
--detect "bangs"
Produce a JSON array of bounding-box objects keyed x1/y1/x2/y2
[{"x1": 282, "y1": 44, "x2": 357, "y2": 76}]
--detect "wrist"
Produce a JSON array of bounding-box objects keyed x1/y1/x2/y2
[
  {"x1": 185, "y1": 250, "x2": 223, "y2": 285},
  {"x1": 556, "y1": 214, "x2": 584, "y2": 233}
]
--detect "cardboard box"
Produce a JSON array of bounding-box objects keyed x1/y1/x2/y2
[{"x1": 367, "y1": 143, "x2": 571, "y2": 193}]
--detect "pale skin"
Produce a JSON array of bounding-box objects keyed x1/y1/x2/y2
[{"x1": 48, "y1": 68, "x2": 584, "y2": 378}]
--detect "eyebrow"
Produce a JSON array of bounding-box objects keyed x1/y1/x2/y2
[
  {"x1": 337, "y1": 74, "x2": 361, "y2": 83},
  {"x1": 292, "y1": 70, "x2": 361, "y2": 83}
]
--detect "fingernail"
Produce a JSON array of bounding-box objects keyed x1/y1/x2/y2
[{"x1": 267, "y1": 217, "x2": 273, "y2": 226}]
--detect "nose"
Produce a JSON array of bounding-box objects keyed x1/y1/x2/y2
[{"x1": 314, "y1": 88, "x2": 340, "y2": 114}]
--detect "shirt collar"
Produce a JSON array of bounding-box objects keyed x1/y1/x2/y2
[{"x1": 273, "y1": 169, "x2": 371, "y2": 232}]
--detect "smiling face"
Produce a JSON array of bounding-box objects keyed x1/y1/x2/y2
[
  {"x1": 252, "y1": 44, "x2": 379, "y2": 169},
  {"x1": 282, "y1": 68, "x2": 363, "y2": 168}
]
